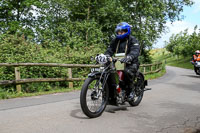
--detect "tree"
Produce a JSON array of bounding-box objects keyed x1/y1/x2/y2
[
  {"x1": 0, "y1": 0, "x2": 42, "y2": 35},
  {"x1": 66, "y1": 0, "x2": 193, "y2": 62},
  {"x1": 165, "y1": 26, "x2": 200, "y2": 57},
  {"x1": 0, "y1": 0, "x2": 194, "y2": 62}
]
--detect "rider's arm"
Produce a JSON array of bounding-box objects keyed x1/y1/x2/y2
[
  {"x1": 192, "y1": 56, "x2": 194, "y2": 62},
  {"x1": 127, "y1": 37, "x2": 140, "y2": 59},
  {"x1": 104, "y1": 38, "x2": 117, "y2": 57}
]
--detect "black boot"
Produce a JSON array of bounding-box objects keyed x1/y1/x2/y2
[
  {"x1": 108, "y1": 98, "x2": 118, "y2": 106},
  {"x1": 127, "y1": 83, "x2": 135, "y2": 101}
]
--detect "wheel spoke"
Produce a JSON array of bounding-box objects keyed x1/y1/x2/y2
[{"x1": 86, "y1": 79, "x2": 105, "y2": 113}]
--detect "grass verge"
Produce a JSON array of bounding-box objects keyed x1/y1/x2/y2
[
  {"x1": 165, "y1": 56, "x2": 193, "y2": 69},
  {"x1": 0, "y1": 87, "x2": 80, "y2": 100},
  {"x1": 145, "y1": 68, "x2": 166, "y2": 80},
  {"x1": 150, "y1": 48, "x2": 193, "y2": 70}
]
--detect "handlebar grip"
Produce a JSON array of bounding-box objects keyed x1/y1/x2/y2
[
  {"x1": 126, "y1": 62, "x2": 131, "y2": 64},
  {"x1": 119, "y1": 60, "x2": 131, "y2": 64}
]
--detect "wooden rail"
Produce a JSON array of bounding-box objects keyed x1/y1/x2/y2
[
  {"x1": 140, "y1": 62, "x2": 162, "y2": 75},
  {"x1": 0, "y1": 62, "x2": 162, "y2": 92},
  {"x1": 0, "y1": 63, "x2": 99, "y2": 68}
]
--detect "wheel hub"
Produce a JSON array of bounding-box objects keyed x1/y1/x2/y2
[{"x1": 91, "y1": 91, "x2": 98, "y2": 100}]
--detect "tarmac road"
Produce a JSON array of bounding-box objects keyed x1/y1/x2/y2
[{"x1": 0, "y1": 66, "x2": 200, "y2": 133}]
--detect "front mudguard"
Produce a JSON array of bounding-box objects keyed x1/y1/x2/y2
[
  {"x1": 88, "y1": 72, "x2": 113, "y2": 99},
  {"x1": 88, "y1": 72, "x2": 109, "y2": 88},
  {"x1": 88, "y1": 72, "x2": 102, "y2": 79}
]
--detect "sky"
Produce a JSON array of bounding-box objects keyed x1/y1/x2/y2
[{"x1": 154, "y1": 0, "x2": 200, "y2": 48}]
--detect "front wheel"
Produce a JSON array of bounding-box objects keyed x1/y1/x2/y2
[
  {"x1": 129, "y1": 73, "x2": 144, "y2": 106},
  {"x1": 197, "y1": 68, "x2": 200, "y2": 75},
  {"x1": 80, "y1": 77, "x2": 109, "y2": 118}
]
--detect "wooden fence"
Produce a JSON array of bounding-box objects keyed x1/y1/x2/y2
[
  {"x1": 0, "y1": 62, "x2": 162, "y2": 92},
  {"x1": 140, "y1": 62, "x2": 163, "y2": 75}
]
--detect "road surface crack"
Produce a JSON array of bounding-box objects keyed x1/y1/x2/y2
[{"x1": 156, "y1": 116, "x2": 200, "y2": 133}]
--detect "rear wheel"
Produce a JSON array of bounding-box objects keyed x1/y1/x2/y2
[
  {"x1": 129, "y1": 73, "x2": 144, "y2": 106},
  {"x1": 80, "y1": 77, "x2": 109, "y2": 118}
]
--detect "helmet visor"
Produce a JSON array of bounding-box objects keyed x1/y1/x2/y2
[{"x1": 115, "y1": 27, "x2": 128, "y2": 35}]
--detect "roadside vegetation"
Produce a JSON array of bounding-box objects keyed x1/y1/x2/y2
[
  {"x1": 0, "y1": 70, "x2": 167, "y2": 100},
  {"x1": 152, "y1": 25, "x2": 200, "y2": 70},
  {"x1": 0, "y1": 87, "x2": 81, "y2": 99},
  {"x1": 0, "y1": 0, "x2": 193, "y2": 99},
  {"x1": 144, "y1": 66, "x2": 166, "y2": 80},
  {"x1": 151, "y1": 48, "x2": 193, "y2": 70}
]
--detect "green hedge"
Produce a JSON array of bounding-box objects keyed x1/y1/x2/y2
[{"x1": 0, "y1": 34, "x2": 105, "y2": 93}]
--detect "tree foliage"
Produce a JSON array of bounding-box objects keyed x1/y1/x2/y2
[
  {"x1": 165, "y1": 26, "x2": 200, "y2": 57},
  {"x1": 0, "y1": 0, "x2": 193, "y2": 48}
]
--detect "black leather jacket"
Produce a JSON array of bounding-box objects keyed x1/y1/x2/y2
[{"x1": 105, "y1": 35, "x2": 140, "y2": 63}]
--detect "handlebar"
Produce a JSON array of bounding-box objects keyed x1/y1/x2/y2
[
  {"x1": 91, "y1": 55, "x2": 131, "y2": 65},
  {"x1": 112, "y1": 57, "x2": 131, "y2": 64}
]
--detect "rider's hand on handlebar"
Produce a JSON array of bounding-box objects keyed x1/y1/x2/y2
[
  {"x1": 95, "y1": 54, "x2": 112, "y2": 64},
  {"x1": 120, "y1": 56, "x2": 132, "y2": 64},
  {"x1": 105, "y1": 54, "x2": 112, "y2": 62}
]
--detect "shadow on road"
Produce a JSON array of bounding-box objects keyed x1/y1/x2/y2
[
  {"x1": 105, "y1": 105, "x2": 128, "y2": 113},
  {"x1": 70, "y1": 106, "x2": 129, "y2": 119},
  {"x1": 181, "y1": 75, "x2": 200, "y2": 79},
  {"x1": 70, "y1": 109, "x2": 89, "y2": 119}
]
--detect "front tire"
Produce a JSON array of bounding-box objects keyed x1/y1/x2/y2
[{"x1": 80, "y1": 77, "x2": 109, "y2": 118}]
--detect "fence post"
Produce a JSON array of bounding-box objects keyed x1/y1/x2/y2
[
  {"x1": 143, "y1": 66, "x2": 146, "y2": 74},
  {"x1": 15, "y1": 67, "x2": 21, "y2": 92},
  {"x1": 160, "y1": 62, "x2": 162, "y2": 69},
  {"x1": 68, "y1": 68, "x2": 73, "y2": 88},
  {"x1": 155, "y1": 63, "x2": 157, "y2": 71}
]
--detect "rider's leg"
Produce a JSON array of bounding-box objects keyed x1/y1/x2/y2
[{"x1": 124, "y1": 63, "x2": 139, "y2": 94}]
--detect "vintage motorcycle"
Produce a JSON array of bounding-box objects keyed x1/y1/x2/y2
[{"x1": 80, "y1": 54, "x2": 147, "y2": 118}]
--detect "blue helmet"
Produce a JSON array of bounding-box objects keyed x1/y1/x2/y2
[{"x1": 115, "y1": 22, "x2": 131, "y2": 39}]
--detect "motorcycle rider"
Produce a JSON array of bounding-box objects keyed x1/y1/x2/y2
[
  {"x1": 104, "y1": 22, "x2": 140, "y2": 105},
  {"x1": 192, "y1": 50, "x2": 200, "y2": 74}
]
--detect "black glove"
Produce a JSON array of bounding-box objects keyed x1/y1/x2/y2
[{"x1": 120, "y1": 56, "x2": 133, "y2": 63}]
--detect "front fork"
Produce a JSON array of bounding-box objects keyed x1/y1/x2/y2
[{"x1": 89, "y1": 72, "x2": 110, "y2": 99}]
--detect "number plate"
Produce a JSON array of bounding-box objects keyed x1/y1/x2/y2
[{"x1": 91, "y1": 68, "x2": 100, "y2": 72}]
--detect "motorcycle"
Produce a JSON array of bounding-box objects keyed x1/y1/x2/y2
[
  {"x1": 80, "y1": 54, "x2": 148, "y2": 118},
  {"x1": 191, "y1": 61, "x2": 200, "y2": 75}
]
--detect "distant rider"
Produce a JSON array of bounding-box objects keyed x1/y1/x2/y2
[{"x1": 192, "y1": 50, "x2": 200, "y2": 74}]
